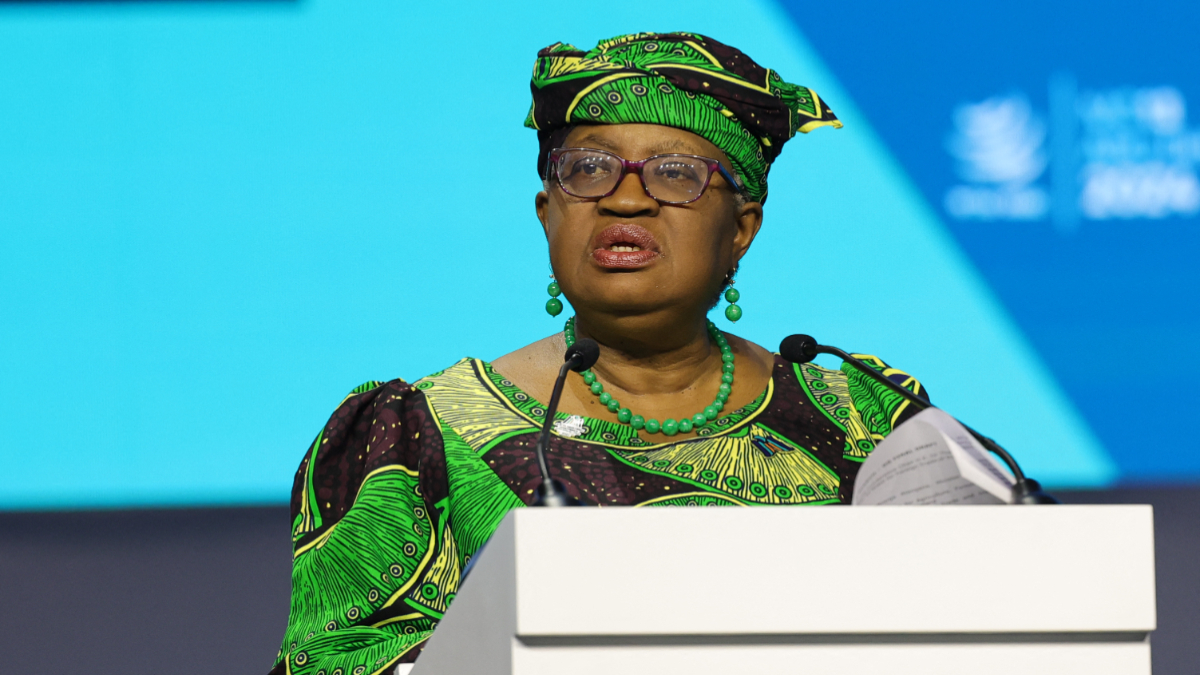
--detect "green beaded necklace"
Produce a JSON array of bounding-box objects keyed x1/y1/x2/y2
[{"x1": 563, "y1": 316, "x2": 735, "y2": 436}]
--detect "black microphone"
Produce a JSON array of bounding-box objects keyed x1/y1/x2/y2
[
  {"x1": 531, "y1": 339, "x2": 600, "y2": 507},
  {"x1": 779, "y1": 334, "x2": 1059, "y2": 505}
]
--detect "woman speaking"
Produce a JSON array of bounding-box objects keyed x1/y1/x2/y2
[{"x1": 270, "y1": 32, "x2": 926, "y2": 675}]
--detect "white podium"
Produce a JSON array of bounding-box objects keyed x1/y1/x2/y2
[{"x1": 409, "y1": 506, "x2": 1155, "y2": 675}]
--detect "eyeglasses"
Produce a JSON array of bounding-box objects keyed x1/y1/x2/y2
[{"x1": 549, "y1": 147, "x2": 745, "y2": 205}]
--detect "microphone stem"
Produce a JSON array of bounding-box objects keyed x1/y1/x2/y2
[
  {"x1": 817, "y1": 345, "x2": 1028, "y2": 483},
  {"x1": 535, "y1": 360, "x2": 575, "y2": 506}
]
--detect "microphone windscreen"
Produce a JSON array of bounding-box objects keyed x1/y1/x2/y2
[
  {"x1": 566, "y1": 338, "x2": 601, "y2": 372},
  {"x1": 779, "y1": 334, "x2": 820, "y2": 364}
]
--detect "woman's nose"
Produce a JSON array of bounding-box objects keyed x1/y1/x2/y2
[{"x1": 598, "y1": 170, "x2": 659, "y2": 216}]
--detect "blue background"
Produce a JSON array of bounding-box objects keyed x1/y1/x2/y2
[
  {"x1": 787, "y1": 0, "x2": 1200, "y2": 481},
  {"x1": 1, "y1": 0, "x2": 1195, "y2": 509}
]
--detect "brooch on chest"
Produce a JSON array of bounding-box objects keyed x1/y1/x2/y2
[{"x1": 552, "y1": 415, "x2": 587, "y2": 438}]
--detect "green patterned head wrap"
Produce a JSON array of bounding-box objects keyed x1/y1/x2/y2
[{"x1": 525, "y1": 32, "x2": 841, "y2": 203}]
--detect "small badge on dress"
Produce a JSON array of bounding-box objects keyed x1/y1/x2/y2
[{"x1": 553, "y1": 415, "x2": 587, "y2": 438}]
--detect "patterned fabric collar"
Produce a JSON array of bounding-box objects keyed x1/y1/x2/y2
[{"x1": 415, "y1": 358, "x2": 772, "y2": 451}]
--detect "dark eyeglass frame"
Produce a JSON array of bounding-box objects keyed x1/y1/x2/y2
[{"x1": 549, "y1": 147, "x2": 745, "y2": 205}]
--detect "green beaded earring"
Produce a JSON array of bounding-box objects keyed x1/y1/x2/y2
[
  {"x1": 723, "y1": 270, "x2": 742, "y2": 323},
  {"x1": 546, "y1": 275, "x2": 563, "y2": 317}
]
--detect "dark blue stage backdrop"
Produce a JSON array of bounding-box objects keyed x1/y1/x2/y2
[{"x1": 786, "y1": 0, "x2": 1200, "y2": 482}]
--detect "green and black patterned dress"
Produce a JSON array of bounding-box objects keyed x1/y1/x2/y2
[{"x1": 269, "y1": 353, "x2": 925, "y2": 675}]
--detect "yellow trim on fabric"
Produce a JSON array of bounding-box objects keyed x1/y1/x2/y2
[
  {"x1": 371, "y1": 612, "x2": 425, "y2": 628},
  {"x1": 423, "y1": 392, "x2": 447, "y2": 434},
  {"x1": 475, "y1": 360, "x2": 537, "y2": 422},
  {"x1": 887, "y1": 374, "x2": 922, "y2": 427},
  {"x1": 883, "y1": 369, "x2": 918, "y2": 385},
  {"x1": 684, "y1": 39, "x2": 725, "y2": 68},
  {"x1": 795, "y1": 90, "x2": 825, "y2": 120},
  {"x1": 798, "y1": 119, "x2": 844, "y2": 133},
  {"x1": 297, "y1": 470, "x2": 313, "y2": 533},
  {"x1": 795, "y1": 92, "x2": 844, "y2": 132},
  {"x1": 294, "y1": 466, "x2": 420, "y2": 559},
  {"x1": 381, "y1": 515, "x2": 438, "y2": 609},
  {"x1": 564, "y1": 72, "x2": 642, "y2": 121},
  {"x1": 652, "y1": 64, "x2": 772, "y2": 94},
  {"x1": 634, "y1": 491, "x2": 747, "y2": 507},
  {"x1": 853, "y1": 354, "x2": 888, "y2": 368},
  {"x1": 293, "y1": 523, "x2": 337, "y2": 558},
  {"x1": 355, "y1": 465, "x2": 419, "y2": 502},
  {"x1": 337, "y1": 385, "x2": 376, "y2": 408}
]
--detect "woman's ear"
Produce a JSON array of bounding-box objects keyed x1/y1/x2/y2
[
  {"x1": 535, "y1": 189, "x2": 550, "y2": 239},
  {"x1": 731, "y1": 199, "x2": 764, "y2": 265}
]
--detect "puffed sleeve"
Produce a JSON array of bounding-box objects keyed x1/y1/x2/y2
[
  {"x1": 268, "y1": 379, "x2": 459, "y2": 675},
  {"x1": 842, "y1": 353, "x2": 931, "y2": 439}
]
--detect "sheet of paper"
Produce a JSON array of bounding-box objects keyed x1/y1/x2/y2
[
  {"x1": 852, "y1": 408, "x2": 1012, "y2": 506},
  {"x1": 919, "y1": 408, "x2": 1015, "y2": 501}
]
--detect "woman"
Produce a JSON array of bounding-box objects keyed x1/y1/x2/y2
[{"x1": 270, "y1": 32, "x2": 926, "y2": 675}]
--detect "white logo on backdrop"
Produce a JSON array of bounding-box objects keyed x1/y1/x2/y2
[
  {"x1": 944, "y1": 94, "x2": 1050, "y2": 220},
  {"x1": 943, "y1": 81, "x2": 1200, "y2": 226}
]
